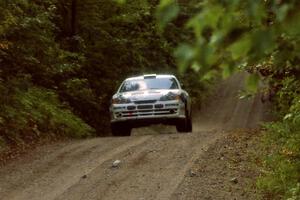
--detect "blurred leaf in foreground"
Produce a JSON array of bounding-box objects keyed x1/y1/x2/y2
[{"x1": 156, "y1": 0, "x2": 179, "y2": 31}]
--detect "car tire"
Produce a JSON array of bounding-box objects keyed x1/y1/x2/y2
[
  {"x1": 111, "y1": 123, "x2": 132, "y2": 136},
  {"x1": 176, "y1": 119, "x2": 187, "y2": 133},
  {"x1": 187, "y1": 106, "x2": 193, "y2": 132},
  {"x1": 176, "y1": 107, "x2": 192, "y2": 133},
  {"x1": 186, "y1": 114, "x2": 193, "y2": 132}
]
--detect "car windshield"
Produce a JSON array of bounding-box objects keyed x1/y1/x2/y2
[{"x1": 120, "y1": 77, "x2": 179, "y2": 92}]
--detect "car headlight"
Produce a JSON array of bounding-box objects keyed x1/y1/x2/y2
[
  {"x1": 112, "y1": 96, "x2": 131, "y2": 104},
  {"x1": 160, "y1": 92, "x2": 181, "y2": 101}
]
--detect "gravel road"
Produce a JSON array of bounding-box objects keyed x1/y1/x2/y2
[{"x1": 0, "y1": 73, "x2": 270, "y2": 200}]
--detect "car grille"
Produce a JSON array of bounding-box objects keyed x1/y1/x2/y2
[
  {"x1": 154, "y1": 104, "x2": 163, "y2": 109},
  {"x1": 134, "y1": 100, "x2": 157, "y2": 104},
  {"x1": 116, "y1": 103, "x2": 179, "y2": 118},
  {"x1": 127, "y1": 106, "x2": 136, "y2": 110},
  {"x1": 137, "y1": 105, "x2": 153, "y2": 109}
]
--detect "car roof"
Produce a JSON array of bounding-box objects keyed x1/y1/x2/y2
[{"x1": 125, "y1": 74, "x2": 176, "y2": 81}]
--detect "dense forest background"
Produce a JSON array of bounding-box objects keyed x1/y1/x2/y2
[
  {"x1": 0, "y1": 0, "x2": 209, "y2": 143},
  {"x1": 1, "y1": 0, "x2": 300, "y2": 198}
]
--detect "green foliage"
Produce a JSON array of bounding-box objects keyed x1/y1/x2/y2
[
  {"x1": 276, "y1": 78, "x2": 300, "y2": 116},
  {"x1": 0, "y1": 134, "x2": 6, "y2": 149},
  {"x1": 0, "y1": 0, "x2": 95, "y2": 145},
  {"x1": 157, "y1": 0, "x2": 300, "y2": 198},
  {"x1": 17, "y1": 87, "x2": 94, "y2": 138},
  {"x1": 1, "y1": 0, "x2": 209, "y2": 148},
  {"x1": 251, "y1": 69, "x2": 300, "y2": 199},
  {"x1": 0, "y1": 0, "x2": 78, "y2": 84},
  {"x1": 0, "y1": 79, "x2": 93, "y2": 143},
  {"x1": 175, "y1": 44, "x2": 195, "y2": 73},
  {"x1": 228, "y1": 34, "x2": 251, "y2": 60},
  {"x1": 156, "y1": 0, "x2": 179, "y2": 30},
  {"x1": 258, "y1": 93, "x2": 300, "y2": 199},
  {"x1": 246, "y1": 74, "x2": 260, "y2": 93},
  {"x1": 157, "y1": 0, "x2": 300, "y2": 86}
]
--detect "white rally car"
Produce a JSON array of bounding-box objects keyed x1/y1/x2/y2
[{"x1": 110, "y1": 74, "x2": 192, "y2": 136}]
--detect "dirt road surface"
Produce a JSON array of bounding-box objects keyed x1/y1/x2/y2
[{"x1": 0, "y1": 73, "x2": 270, "y2": 200}]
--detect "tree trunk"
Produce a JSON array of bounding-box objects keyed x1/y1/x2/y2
[{"x1": 71, "y1": 0, "x2": 77, "y2": 36}]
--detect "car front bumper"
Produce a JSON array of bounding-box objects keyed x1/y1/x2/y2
[{"x1": 110, "y1": 100, "x2": 186, "y2": 124}]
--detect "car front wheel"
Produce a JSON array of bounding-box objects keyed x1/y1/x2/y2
[{"x1": 176, "y1": 108, "x2": 192, "y2": 133}]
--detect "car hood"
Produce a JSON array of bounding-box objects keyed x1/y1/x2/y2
[{"x1": 116, "y1": 89, "x2": 180, "y2": 101}]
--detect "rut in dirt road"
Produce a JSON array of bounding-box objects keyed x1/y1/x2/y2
[
  {"x1": 195, "y1": 72, "x2": 270, "y2": 131},
  {"x1": 0, "y1": 73, "x2": 270, "y2": 200}
]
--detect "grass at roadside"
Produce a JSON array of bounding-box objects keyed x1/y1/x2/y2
[
  {"x1": 257, "y1": 123, "x2": 300, "y2": 199},
  {"x1": 257, "y1": 79, "x2": 300, "y2": 200}
]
